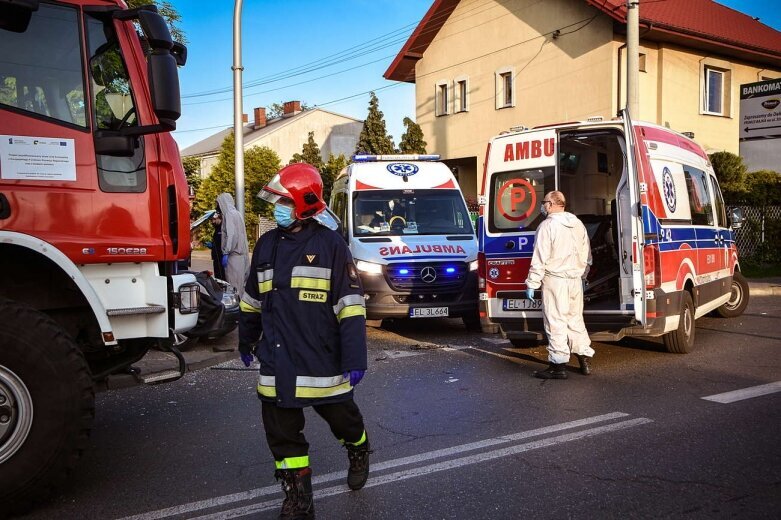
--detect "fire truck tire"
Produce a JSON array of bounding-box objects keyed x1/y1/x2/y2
[
  {"x1": 715, "y1": 272, "x2": 750, "y2": 318},
  {"x1": 0, "y1": 299, "x2": 94, "y2": 514},
  {"x1": 663, "y1": 291, "x2": 695, "y2": 354}
]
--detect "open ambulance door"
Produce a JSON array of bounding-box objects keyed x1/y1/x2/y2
[{"x1": 618, "y1": 109, "x2": 647, "y2": 326}]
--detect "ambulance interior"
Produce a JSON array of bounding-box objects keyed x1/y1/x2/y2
[{"x1": 557, "y1": 130, "x2": 633, "y2": 311}]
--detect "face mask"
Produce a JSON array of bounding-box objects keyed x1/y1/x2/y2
[
  {"x1": 540, "y1": 204, "x2": 548, "y2": 216},
  {"x1": 274, "y1": 204, "x2": 296, "y2": 228}
]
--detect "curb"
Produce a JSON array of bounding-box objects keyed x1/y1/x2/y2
[{"x1": 748, "y1": 282, "x2": 781, "y2": 297}]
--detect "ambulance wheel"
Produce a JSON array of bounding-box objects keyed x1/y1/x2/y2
[
  {"x1": 0, "y1": 299, "x2": 94, "y2": 514},
  {"x1": 663, "y1": 291, "x2": 695, "y2": 354},
  {"x1": 715, "y1": 272, "x2": 750, "y2": 318}
]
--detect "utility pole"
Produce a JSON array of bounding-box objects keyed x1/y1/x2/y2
[
  {"x1": 232, "y1": 0, "x2": 245, "y2": 215},
  {"x1": 626, "y1": 0, "x2": 640, "y2": 118}
]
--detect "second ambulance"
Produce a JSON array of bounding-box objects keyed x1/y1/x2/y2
[
  {"x1": 330, "y1": 155, "x2": 479, "y2": 328},
  {"x1": 478, "y1": 111, "x2": 749, "y2": 353}
]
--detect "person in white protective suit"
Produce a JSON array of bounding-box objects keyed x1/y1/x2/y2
[
  {"x1": 525, "y1": 190, "x2": 595, "y2": 379},
  {"x1": 216, "y1": 192, "x2": 250, "y2": 297}
]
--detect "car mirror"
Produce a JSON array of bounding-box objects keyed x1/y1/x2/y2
[{"x1": 729, "y1": 207, "x2": 744, "y2": 230}]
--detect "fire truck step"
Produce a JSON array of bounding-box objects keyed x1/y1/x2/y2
[{"x1": 106, "y1": 305, "x2": 166, "y2": 316}]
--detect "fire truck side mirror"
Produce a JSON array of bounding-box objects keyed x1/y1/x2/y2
[
  {"x1": 0, "y1": 0, "x2": 39, "y2": 33},
  {"x1": 171, "y1": 41, "x2": 188, "y2": 67}
]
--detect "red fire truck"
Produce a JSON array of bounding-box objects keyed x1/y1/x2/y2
[{"x1": 0, "y1": 0, "x2": 198, "y2": 511}]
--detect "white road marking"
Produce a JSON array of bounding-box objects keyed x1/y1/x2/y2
[
  {"x1": 117, "y1": 412, "x2": 631, "y2": 520},
  {"x1": 191, "y1": 417, "x2": 653, "y2": 519},
  {"x1": 468, "y1": 346, "x2": 525, "y2": 365},
  {"x1": 481, "y1": 337, "x2": 507, "y2": 345},
  {"x1": 701, "y1": 381, "x2": 781, "y2": 403}
]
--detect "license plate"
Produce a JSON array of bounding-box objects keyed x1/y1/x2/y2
[
  {"x1": 410, "y1": 307, "x2": 449, "y2": 318},
  {"x1": 502, "y1": 299, "x2": 542, "y2": 311}
]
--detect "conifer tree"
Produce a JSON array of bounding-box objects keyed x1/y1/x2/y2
[
  {"x1": 355, "y1": 92, "x2": 395, "y2": 155},
  {"x1": 398, "y1": 117, "x2": 427, "y2": 154},
  {"x1": 289, "y1": 132, "x2": 324, "y2": 169}
]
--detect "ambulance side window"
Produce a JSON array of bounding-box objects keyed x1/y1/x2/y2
[
  {"x1": 683, "y1": 167, "x2": 713, "y2": 226},
  {"x1": 708, "y1": 175, "x2": 727, "y2": 227}
]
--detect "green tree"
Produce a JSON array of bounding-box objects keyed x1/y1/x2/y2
[
  {"x1": 193, "y1": 132, "x2": 281, "y2": 243},
  {"x1": 709, "y1": 151, "x2": 747, "y2": 202},
  {"x1": 289, "y1": 132, "x2": 324, "y2": 169},
  {"x1": 355, "y1": 91, "x2": 395, "y2": 155},
  {"x1": 127, "y1": 0, "x2": 187, "y2": 44},
  {"x1": 745, "y1": 170, "x2": 781, "y2": 206},
  {"x1": 321, "y1": 153, "x2": 348, "y2": 203},
  {"x1": 182, "y1": 156, "x2": 201, "y2": 218},
  {"x1": 398, "y1": 117, "x2": 427, "y2": 154}
]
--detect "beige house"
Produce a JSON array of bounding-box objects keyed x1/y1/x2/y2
[
  {"x1": 181, "y1": 101, "x2": 363, "y2": 179},
  {"x1": 384, "y1": 0, "x2": 781, "y2": 197}
]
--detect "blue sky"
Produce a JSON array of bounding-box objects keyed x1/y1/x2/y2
[{"x1": 172, "y1": 0, "x2": 781, "y2": 153}]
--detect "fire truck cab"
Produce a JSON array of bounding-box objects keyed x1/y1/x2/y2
[
  {"x1": 0, "y1": 0, "x2": 196, "y2": 512},
  {"x1": 478, "y1": 111, "x2": 749, "y2": 353}
]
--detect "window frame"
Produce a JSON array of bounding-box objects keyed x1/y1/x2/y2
[
  {"x1": 702, "y1": 65, "x2": 728, "y2": 116},
  {"x1": 454, "y1": 76, "x2": 469, "y2": 113},
  {"x1": 495, "y1": 67, "x2": 515, "y2": 110},
  {"x1": 435, "y1": 80, "x2": 449, "y2": 117}
]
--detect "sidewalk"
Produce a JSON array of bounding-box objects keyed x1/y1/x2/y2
[{"x1": 101, "y1": 277, "x2": 779, "y2": 391}]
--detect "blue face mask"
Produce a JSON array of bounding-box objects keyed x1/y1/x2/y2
[{"x1": 274, "y1": 204, "x2": 296, "y2": 228}]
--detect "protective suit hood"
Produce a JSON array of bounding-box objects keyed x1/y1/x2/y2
[{"x1": 548, "y1": 211, "x2": 580, "y2": 228}]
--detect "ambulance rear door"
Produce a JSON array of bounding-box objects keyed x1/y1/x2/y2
[
  {"x1": 619, "y1": 110, "x2": 647, "y2": 325},
  {"x1": 482, "y1": 128, "x2": 557, "y2": 320}
]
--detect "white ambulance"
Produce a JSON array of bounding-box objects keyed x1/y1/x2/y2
[
  {"x1": 478, "y1": 111, "x2": 749, "y2": 352},
  {"x1": 329, "y1": 154, "x2": 479, "y2": 328}
]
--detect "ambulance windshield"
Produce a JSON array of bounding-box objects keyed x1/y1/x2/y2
[
  {"x1": 488, "y1": 167, "x2": 555, "y2": 233},
  {"x1": 353, "y1": 189, "x2": 473, "y2": 236}
]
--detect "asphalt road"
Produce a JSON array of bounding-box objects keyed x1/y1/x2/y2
[{"x1": 18, "y1": 294, "x2": 781, "y2": 520}]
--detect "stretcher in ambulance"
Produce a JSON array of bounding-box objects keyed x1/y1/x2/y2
[
  {"x1": 477, "y1": 111, "x2": 749, "y2": 353},
  {"x1": 329, "y1": 155, "x2": 479, "y2": 328}
]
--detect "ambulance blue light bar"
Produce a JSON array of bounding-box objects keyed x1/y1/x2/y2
[{"x1": 352, "y1": 154, "x2": 441, "y2": 162}]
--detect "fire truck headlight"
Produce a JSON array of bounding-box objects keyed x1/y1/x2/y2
[
  {"x1": 469, "y1": 260, "x2": 479, "y2": 271},
  {"x1": 356, "y1": 260, "x2": 383, "y2": 275}
]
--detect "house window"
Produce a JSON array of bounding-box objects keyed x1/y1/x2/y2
[
  {"x1": 435, "y1": 80, "x2": 449, "y2": 116},
  {"x1": 704, "y1": 66, "x2": 726, "y2": 115},
  {"x1": 496, "y1": 68, "x2": 515, "y2": 109},
  {"x1": 454, "y1": 76, "x2": 469, "y2": 113}
]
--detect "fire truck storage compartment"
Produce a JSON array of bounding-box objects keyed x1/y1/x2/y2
[{"x1": 557, "y1": 129, "x2": 627, "y2": 312}]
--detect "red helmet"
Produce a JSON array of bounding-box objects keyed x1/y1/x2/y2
[{"x1": 259, "y1": 163, "x2": 339, "y2": 229}]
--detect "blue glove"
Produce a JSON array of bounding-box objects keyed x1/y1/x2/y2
[
  {"x1": 221, "y1": 254, "x2": 228, "y2": 268},
  {"x1": 240, "y1": 352, "x2": 254, "y2": 367},
  {"x1": 344, "y1": 370, "x2": 365, "y2": 387},
  {"x1": 526, "y1": 288, "x2": 535, "y2": 300},
  {"x1": 204, "y1": 241, "x2": 213, "y2": 249}
]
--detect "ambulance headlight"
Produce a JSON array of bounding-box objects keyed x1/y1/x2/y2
[
  {"x1": 469, "y1": 260, "x2": 479, "y2": 271},
  {"x1": 356, "y1": 260, "x2": 384, "y2": 275}
]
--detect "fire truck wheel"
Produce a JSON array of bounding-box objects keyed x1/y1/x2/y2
[
  {"x1": 0, "y1": 299, "x2": 94, "y2": 514},
  {"x1": 663, "y1": 291, "x2": 695, "y2": 354},
  {"x1": 715, "y1": 272, "x2": 750, "y2": 318}
]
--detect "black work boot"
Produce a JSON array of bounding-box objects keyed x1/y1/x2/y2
[
  {"x1": 534, "y1": 363, "x2": 568, "y2": 379},
  {"x1": 275, "y1": 467, "x2": 314, "y2": 520},
  {"x1": 346, "y1": 440, "x2": 372, "y2": 491},
  {"x1": 575, "y1": 354, "x2": 592, "y2": 375}
]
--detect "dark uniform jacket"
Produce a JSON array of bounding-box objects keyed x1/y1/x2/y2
[{"x1": 239, "y1": 222, "x2": 367, "y2": 407}]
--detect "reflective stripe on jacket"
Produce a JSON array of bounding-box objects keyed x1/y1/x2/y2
[{"x1": 239, "y1": 223, "x2": 367, "y2": 407}]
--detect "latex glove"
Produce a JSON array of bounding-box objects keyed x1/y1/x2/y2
[
  {"x1": 204, "y1": 241, "x2": 213, "y2": 249},
  {"x1": 240, "y1": 352, "x2": 254, "y2": 367},
  {"x1": 525, "y1": 288, "x2": 535, "y2": 300},
  {"x1": 221, "y1": 254, "x2": 228, "y2": 268},
  {"x1": 344, "y1": 370, "x2": 365, "y2": 387}
]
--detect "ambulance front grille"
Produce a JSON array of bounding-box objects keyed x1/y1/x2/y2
[{"x1": 385, "y1": 262, "x2": 468, "y2": 291}]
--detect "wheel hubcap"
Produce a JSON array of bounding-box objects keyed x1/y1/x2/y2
[
  {"x1": 683, "y1": 306, "x2": 693, "y2": 340},
  {"x1": 725, "y1": 281, "x2": 742, "y2": 310},
  {"x1": 0, "y1": 365, "x2": 34, "y2": 464}
]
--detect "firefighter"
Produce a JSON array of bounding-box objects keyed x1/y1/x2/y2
[
  {"x1": 238, "y1": 163, "x2": 370, "y2": 519},
  {"x1": 525, "y1": 190, "x2": 594, "y2": 379}
]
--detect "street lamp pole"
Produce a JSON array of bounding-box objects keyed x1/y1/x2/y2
[{"x1": 232, "y1": 0, "x2": 245, "y2": 215}]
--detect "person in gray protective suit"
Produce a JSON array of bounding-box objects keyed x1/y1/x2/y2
[
  {"x1": 216, "y1": 192, "x2": 250, "y2": 297},
  {"x1": 525, "y1": 190, "x2": 595, "y2": 379}
]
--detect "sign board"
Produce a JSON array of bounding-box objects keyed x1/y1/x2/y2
[
  {"x1": 739, "y1": 78, "x2": 781, "y2": 140},
  {"x1": 0, "y1": 135, "x2": 76, "y2": 181}
]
